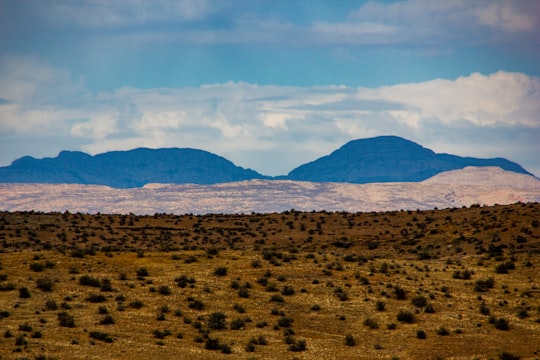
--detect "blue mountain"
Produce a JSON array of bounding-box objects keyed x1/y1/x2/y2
[
  {"x1": 286, "y1": 136, "x2": 532, "y2": 183},
  {"x1": 0, "y1": 148, "x2": 266, "y2": 188},
  {"x1": 0, "y1": 136, "x2": 532, "y2": 188}
]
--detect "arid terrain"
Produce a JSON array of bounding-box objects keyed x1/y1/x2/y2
[{"x1": 0, "y1": 202, "x2": 539, "y2": 359}]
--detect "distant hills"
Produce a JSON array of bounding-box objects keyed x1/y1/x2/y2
[
  {"x1": 287, "y1": 136, "x2": 532, "y2": 182},
  {"x1": 0, "y1": 148, "x2": 265, "y2": 188},
  {"x1": 1, "y1": 167, "x2": 539, "y2": 214},
  {"x1": 0, "y1": 136, "x2": 533, "y2": 188}
]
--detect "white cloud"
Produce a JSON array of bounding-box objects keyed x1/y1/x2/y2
[{"x1": 0, "y1": 56, "x2": 539, "y2": 176}]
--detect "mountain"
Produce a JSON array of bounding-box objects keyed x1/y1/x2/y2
[
  {"x1": 0, "y1": 148, "x2": 265, "y2": 188},
  {"x1": 286, "y1": 136, "x2": 532, "y2": 183},
  {"x1": 0, "y1": 136, "x2": 533, "y2": 188},
  {"x1": 1, "y1": 167, "x2": 539, "y2": 214}
]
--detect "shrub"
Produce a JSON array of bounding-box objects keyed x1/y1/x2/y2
[
  {"x1": 15, "y1": 335, "x2": 28, "y2": 346},
  {"x1": 281, "y1": 286, "x2": 295, "y2": 296},
  {"x1": 86, "y1": 293, "x2": 107, "y2": 303},
  {"x1": 152, "y1": 329, "x2": 172, "y2": 339},
  {"x1": 233, "y1": 303, "x2": 246, "y2": 313},
  {"x1": 437, "y1": 327, "x2": 450, "y2": 336},
  {"x1": 424, "y1": 303, "x2": 436, "y2": 313},
  {"x1": 397, "y1": 310, "x2": 415, "y2": 323},
  {"x1": 79, "y1": 275, "x2": 101, "y2": 287},
  {"x1": 136, "y1": 267, "x2": 149, "y2": 277},
  {"x1": 36, "y1": 277, "x2": 54, "y2": 292},
  {"x1": 344, "y1": 334, "x2": 357, "y2": 346},
  {"x1": 45, "y1": 299, "x2": 58, "y2": 311},
  {"x1": 30, "y1": 262, "x2": 46, "y2": 272},
  {"x1": 175, "y1": 275, "x2": 195, "y2": 288},
  {"x1": 376, "y1": 300, "x2": 386, "y2": 311},
  {"x1": 19, "y1": 286, "x2": 31, "y2": 298},
  {"x1": 498, "y1": 352, "x2": 521, "y2": 360},
  {"x1": 238, "y1": 288, "x2": 250, "y2": 298},
  {"x1": 129, "y1": 300, "x2": 144, "y2": 309},
  {"x1": 158, "y1": 285, "x2": 171, "y2": 295},
  {"x1": 411, "y1": 296, "x2": 427, "y2": 308},
  {"x1": 363, "y1": 317, "x2": 379, "y2": 329},
  {"x1": 475, "y1": 278, "x2": 495, "y2": 292},
  {"x1": 57, "y1": 312, "x2": 75, "y2": 327},
  {"x1": 230, "y1": 317, "x2": 247, "y2": 330},
  {"x1": 490, "y1": 317, "x2": 510, "y2": 330},
  {"x1": 188, "y1": 299, "x2": 204, "y2": 310},
  {"x1": 19, "y1": 323, "x2": 32, "y2": 332},
  {"x1": 100, "y1": 315, "x2": 115, "y2": 325},
  {"x1": 270, "y1": 294, "x2": 284, "y2": 303},
  {"x1": 480, "y1": 303, "x2": 490, "y2": 315},
  {"x1": 213, "y1": 267, "x2": 228, "y2": 276},
  {"x1": 394, "y1": 285, "x2": 407, "y2": 300},
  {"x1": 208, "y1": 312, "x2": 227, "y2": 330},
  {"x1": 288, "y1": 338, "x2": 307, "y2": 352},
  {"x1": 417, "y1": 329, "x2": 426, "y2": 339},
  {"x1": 89, "y1": 331, "x2": 114, "y2": 343},
  {"x1": 277, "y1": 316, "x2": 294, "y2": 328}
]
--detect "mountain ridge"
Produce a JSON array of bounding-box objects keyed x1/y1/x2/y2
[{"x1": 0, "y1": 136, "x2": 533, "y2": 188}]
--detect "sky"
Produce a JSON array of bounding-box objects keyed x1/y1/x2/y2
[{"x1": 0, "y1": 0, "x2": 539, "y2": 177}]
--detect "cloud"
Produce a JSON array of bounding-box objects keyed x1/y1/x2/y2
[{"x1": 0, "y1": 56, "x2": 538, "y2": 176}]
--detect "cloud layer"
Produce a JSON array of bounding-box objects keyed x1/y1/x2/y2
[{"x1": 1, "y1": 56, "x2": 539, "y2": 177}]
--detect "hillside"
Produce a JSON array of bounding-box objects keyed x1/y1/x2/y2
[
  {"x1": 287, "y1": 136, "x2": 532, "y2": 183},
  {"x1": 0, "y1": 203, "x2": 538, "y2": 359}
]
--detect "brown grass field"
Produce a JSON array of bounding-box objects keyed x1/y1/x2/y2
[{"x1": 0, "y1": 202, "x2": 539, "y2": 359}]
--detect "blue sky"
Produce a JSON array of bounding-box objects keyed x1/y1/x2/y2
[{"x1": 1, "y1": 0, "x2": 539, "y2": 177}]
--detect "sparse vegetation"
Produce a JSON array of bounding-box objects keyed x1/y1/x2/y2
[{"x1": 0, "y1": 203, "x2": 538, "y2": 358}]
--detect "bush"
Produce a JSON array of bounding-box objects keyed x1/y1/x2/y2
[
  {"x1": 36, "y1": 277, "x2": 54, "y2": 292},
  {"x1": 475, "y1": 278, "x2": 495, "y2": 292},
  {"x1": 19, "y1": 286, "x2": 31, "y2": 299},
  {"x1": 277, "y1": 316, "x2": 294, "y2": 328},
  {"x1": 152, "y1": 329, "x2": 172, "y2": 339},
  {"x1": 376, "y1": 300, "x2": 386, "y2": 311},
  {"x1": 230, "y1": 317, "x2": 247, "y2": 330},
  {"x1": 411, "y1": 296, "x2": 427, "y2": 308},
  {"x1": 89, "y1": 331, "x2": 114, "y2": 343},
  {"x1": 57, "y1": 312, "x2": 75, "y2": 327},
  {"x1": 129, "y1": 300, "x2": 144, "y2": 309},
  {"x1": 394, "y1": 285, "x2": 407, "y2": 300},
  {"x1": 79, "y1": 275, "x2": 101, "y2": 287},
  {"x1": 344, "y1": 334, "x2": 357, "y2": 346},
  {"x1": 213, "y1": 267, "x2": 228, "y2": 276},
  {"x1": 437, "y1": 327, "x2": 450, "y2": 336},
  {"x1": 86, "y1": 293, "x2": 107, "y2": 303},
  {"x1": 490, "y1": 317, "x2": 510, "y2": 330},
  {"x1": 208, "y1": 312, "x2": 227, "y2": 330},
  {"x1": 175, "y1": 275, "x2": 196, "y2": 288},
  {"x1": 288, "y1": 338, "x2": 307, "y2": 352},
  {"x1": 45, "y1": 299, "x2": 58, "y2": 311},
  {"x1": 498, "y1": 352, "x2": 521, "y2": 360},
  {"x1": 397, "y1": 310, "x2": 415, "y2": 323},
  {"x1": 100, "y1": 315, "x2": 115, "y2": 325},
  {"x1": 188, "y1": 299, "x2": 204, "y2": 310},
  {"x1": 363, "y1": 317, "x2": 379, "y2": 329},
  {"x1": 417, "y1": 329, "x2": 426, "y2": 339},
  {"x1": 136, "y1": 267, "x2": 149, "y2": 277},
  {"x1": 158, "y1": 285, "x2": 171, "y2": 295}
]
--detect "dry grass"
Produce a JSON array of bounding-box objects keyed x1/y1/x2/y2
[{"x1": 0, "y1": 203, "x2": 539, "y2": 359}]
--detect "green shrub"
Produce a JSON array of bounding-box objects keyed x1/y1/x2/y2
[
  {"x1": 207, "y1": 312, "x2": 227, "y2": 330},
  {"x1": 416, "y1": 329, "x2": 426, "y2": 339},
  {"x1": 18, "y1": 286, "x2": 31, "y2": 298}
]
